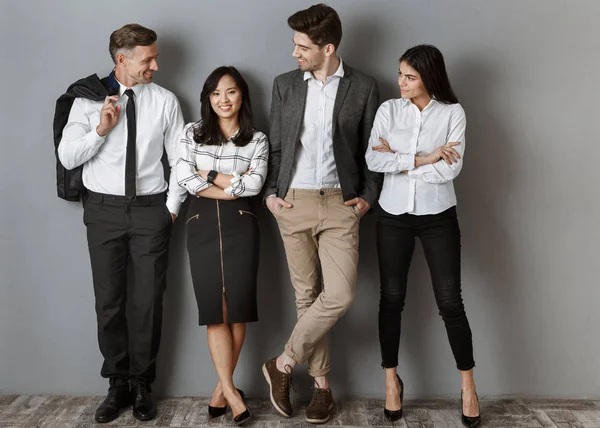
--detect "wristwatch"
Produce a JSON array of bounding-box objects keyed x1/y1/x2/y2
[{"x1": 207, "y1": 170, "x2": 218, "y2": 184}]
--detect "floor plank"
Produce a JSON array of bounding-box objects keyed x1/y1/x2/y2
[{"x1": 0, "y1": 395, "x2": 598, "y2": 427}]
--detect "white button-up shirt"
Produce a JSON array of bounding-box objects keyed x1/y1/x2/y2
[
  {"x1": 58, "y1": 79, "x2": 187, "y2": 215},
  {"x1": 289, "y1": 60, "x2": 344, "y2": 189},
  {"x1": 365, "y1": 98, "x2": 466, "y2": 215}
]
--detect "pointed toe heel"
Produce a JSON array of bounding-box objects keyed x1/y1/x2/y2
[
  {"x1": 384, "y1": 374, "x2": 404, "y2": 421},
  {"x1": 461, "y1": 391, "x2": 481, "y2": 427}
]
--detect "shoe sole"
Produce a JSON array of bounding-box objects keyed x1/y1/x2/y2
[
  {"x1": 94, "y1": 402, "x2": 129, "y2": 423},
  {"x1": 306, "y1": 404, "x2": 333, "y2": 424},
  {"x1": 94, "y1": 414, "x2": 119, "y2": 424},
  {"x1": 305, "y1": 415, "x2": 330, "y2": 424},
  {"x1": 305, "y1": 403, "x2": 333, "y2": 424},
  {"x1": 132, "y1": 411, "x2": 156, "y2": 421},
  {"x1": 262, "y1": 363, "x2": 292, "y2": 418}
]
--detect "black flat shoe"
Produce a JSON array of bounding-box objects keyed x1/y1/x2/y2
[
  {"x1": 384, "y1": 374, "x2": 404, "y2": 421},
  {"x1": 233, "y1": 389, "x2": 252, "y2": 426},
  {"x1": 461, "y1": 391, "x2": 481, "y2": 427},
  {"x1": 208, "y1": 389, "x2": 245, "y2": 418}
]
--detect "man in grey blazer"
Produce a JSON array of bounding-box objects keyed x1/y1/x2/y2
[{"x1": 262, "y1": 4, "x2": 381, "y2": 424}]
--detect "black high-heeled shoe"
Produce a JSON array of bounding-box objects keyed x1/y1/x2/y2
[
  {"x1": 461, "y1": 390, "x2": 481, "y2": 427},
  {"x1": 233, "y1": 389, "x2": 252, "y2": 426},
  {"x1": 384, "y1": 374, "x2": 404, "y2": 421},
  {"x1": 208, "y1": 389, "x2": 245, "y2": 418}
]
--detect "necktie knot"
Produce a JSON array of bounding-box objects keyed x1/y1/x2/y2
[{"x1": 125, "y1": 88, "x2": 135, "y2": 98}]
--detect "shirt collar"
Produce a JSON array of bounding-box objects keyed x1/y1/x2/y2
[
  {"x1": 114, "y1": 74, "x2": 144, "y2": 97},
  {"x1": 304, "y1": 58, "x2": 345, "y2": 82},
  {"x1": 227, "y1": 128, "x2": 241, "y2": 141},
  {"x1": 401, "y1": 97, "x2": 438, "y2": 111}
]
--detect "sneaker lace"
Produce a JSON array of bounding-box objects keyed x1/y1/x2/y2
[
  {"x1": 310, "y1": 387, "x2": 331, "y2": 407},
  {"x1": 279, "y1": 364, "x2": 296, "y2": 394}
]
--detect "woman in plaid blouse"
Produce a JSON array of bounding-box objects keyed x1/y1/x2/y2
[{"x1": 176, "y1": 66, "x2": 268, "y2": 425}]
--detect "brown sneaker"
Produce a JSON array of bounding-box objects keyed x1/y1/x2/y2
[
  {"x1": 305, "y1": 387, "x2": 334, "y2": 424},
  {"x1": 262, "y1": 357, "x2": 293, "y2": 417}
]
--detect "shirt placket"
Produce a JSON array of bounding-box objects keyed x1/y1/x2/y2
[
  {"x1": 410, "y1": 106, "x2": 422, "y2": 212},
  {"x1": 317, "y1": 80, "x2": 327, "y2": 188},
  {"x1": 215, "y1": 144, "x2": 223, "y2": 176}
]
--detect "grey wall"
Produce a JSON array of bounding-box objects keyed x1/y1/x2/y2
[{"x1": 1, "y1": 0, "x2": 599, "y2": 399}]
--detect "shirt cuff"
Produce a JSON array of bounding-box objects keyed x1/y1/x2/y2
[
  {"x1": 398, "y1": 153, "x2": 415, "y2": 172},
  {"x1": 88, "y1": 128, "x2": 106, "y2": 147},
  {"x1": 230, "y1": 171, "x2": 242, "y2": 185},
  {"x1": 223, "y1": 172, "x2": 241, "y2": 196},
  {"x1": 166, "y1": 198, "x2": 182, "y2": 216},
  {"x1": 407, "y1": 167, "x2": 423, "y2": 178}
]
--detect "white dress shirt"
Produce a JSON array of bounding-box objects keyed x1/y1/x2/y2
[
  {"x1": 289, "y1": 60, "x2": 344, "y2": 189},
  {"x1": 365, "y1": 98, "x2": 466, "y2": 215},
  {"x1": 177, "y1": 123, "x2": 269, "y2": 197},
  {"x1": 58, "y1": 79, "x2": 187, "y2": 215}
]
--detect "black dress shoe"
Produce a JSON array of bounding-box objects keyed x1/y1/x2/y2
[
  {"x1": 384, "y1": 374, "x2": 404, "y2": 421},
  {"x1": 233, "y1": 389, "x2": 252, "y2": 426},
  {"x1": 94, "y1": 387, "x2": 130, "y2": 423},
  {"x1": 131, "y1": 382, "x2": 156, "y2": 421},
  {"x1": 208, "y1": 389, "x2": 245, "y2": 418},
  {"x1": 461, "y1": 391, "x2": 481, "y2": 427}
]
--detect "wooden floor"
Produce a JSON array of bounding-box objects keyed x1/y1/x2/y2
[{"x1": 1, "y1": 395, "x2": 599, "y2": 427}]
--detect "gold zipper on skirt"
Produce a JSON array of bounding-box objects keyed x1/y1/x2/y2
[{"x1": 239, "y1": 209, "x2": 258, "y2": 219}]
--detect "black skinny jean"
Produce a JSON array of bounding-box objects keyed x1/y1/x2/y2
[{"x1": 377, "y1": 205, "x2": 475, "y2": 371}]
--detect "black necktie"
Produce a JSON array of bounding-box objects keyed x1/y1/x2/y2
[{"x1": 124, "y1": 89, "x2": 137, "y2": 197}]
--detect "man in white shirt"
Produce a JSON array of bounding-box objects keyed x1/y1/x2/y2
[
  {"x1": 261, "y1": 4, "x2": 381, "y2": 425},
  {"x1": 58, "y1": 24, "x2": 186, "y2": 423}
]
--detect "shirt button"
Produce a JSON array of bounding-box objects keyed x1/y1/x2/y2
[{"x1": 319, "y1": 190, "x2": 325, "y2": 196}]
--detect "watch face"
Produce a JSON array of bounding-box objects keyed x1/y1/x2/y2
[{"x1": 208, "y1": 170, "x2": 218, "y2": 183}]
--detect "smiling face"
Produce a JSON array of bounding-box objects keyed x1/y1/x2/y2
[
  {"x1": 397, "y1": 60, "x2": 429, "y2": 101},
  {"x1": 209, "y1": 74, "x2": 242, "y2": 121},
  {"x1": 292, "y1": 31, "x2": 328, "y2": 72},
  {"x1": 116, "y1": 43, "x2": 159, "y2": 86}
]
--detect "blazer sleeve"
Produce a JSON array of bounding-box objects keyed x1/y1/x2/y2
[
  {"x1": 358, "y1": 80, "x2": 383, "y2": 206},
  {"x1": 263, "y1": 77, "x2": 282, "y2": 202}
]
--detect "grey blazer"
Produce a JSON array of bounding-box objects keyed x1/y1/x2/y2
[{"x1": 264, "y1": 64, "x2": 382, "y2": 205}]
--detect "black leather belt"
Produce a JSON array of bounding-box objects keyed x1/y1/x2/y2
[{"x1": 86, "y1": 190, "x2": 166, "y2": 205}]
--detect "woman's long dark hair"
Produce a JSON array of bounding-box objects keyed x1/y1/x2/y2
[
  {"x1": 400, "y1": 45, "x2": 459, "y2": 104},
  {"x1": 192, "y1": 66, "x2": 254, "y2": 147}
]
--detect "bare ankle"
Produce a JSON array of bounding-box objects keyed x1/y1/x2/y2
[
  {"x1": 276, "y1": 354, "x2": 295, "y2": 373},
  {"x1": 314, "y1": 376, "x2": 329, "y2": 389}
]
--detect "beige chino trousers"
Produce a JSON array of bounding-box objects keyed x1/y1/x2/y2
[{"x1": 273, "y1": 188, "x2": 360, "y2": 377}]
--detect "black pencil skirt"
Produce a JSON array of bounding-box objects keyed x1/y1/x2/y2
[{"x1": 186, "y1": 196, "x2": 260, "y2": 326}]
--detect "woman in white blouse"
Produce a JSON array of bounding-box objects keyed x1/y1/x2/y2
[
  {"x1": 365, "y1": 45, "x2": 480, "y2": 427},
  {"x1": 176, "y1": 66, "x2": 269, "y2": 425}
]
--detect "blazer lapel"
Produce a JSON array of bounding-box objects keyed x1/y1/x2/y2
[
  {"x1": 288, "y1": 74, "x2": 308, "y2": 143},
  {"x1": 332, "y1": 76, "x2": 351, "y2": 140}
]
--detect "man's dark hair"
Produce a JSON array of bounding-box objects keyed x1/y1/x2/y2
[
  {"x1": 287, "y1": 4, "x2": 342, "y2": 49},
  {"x1": 109, "y1": 24, "x2": 157, "y2": 63}
]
